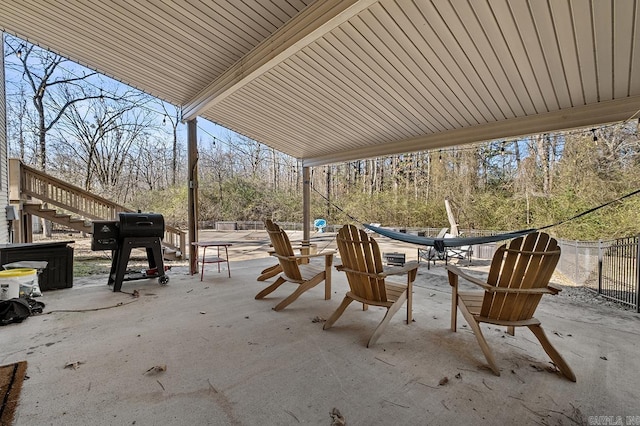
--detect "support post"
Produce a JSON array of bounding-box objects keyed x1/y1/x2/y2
[
  {"x1": 302, "y1": 166, "x2": 311, "y2": 246},
  {"x1": 187, "y1": 119, "x2": 199, "y2": 275},
  {"x1": 636, "y1": 236, "x2": 640, "y2": 313},
  {"x1": 598, "y1": 240, "x2": 603, "y2": 294},
  {"x1": 0, "y1": 35, "x2": 9, "y2": 244},
  {"x1": 8, "y1": 159, "x2": 24, "y2": 242}
]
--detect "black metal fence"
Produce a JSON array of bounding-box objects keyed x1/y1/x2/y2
[{"x1": 557, "y1": 237, "x2": 640, "y2": 312}]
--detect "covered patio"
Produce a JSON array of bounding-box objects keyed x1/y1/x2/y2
[
  {"x1": 2, "y1": 1, "x2": 640, "y2": 423},
  {"x1": 2, "y1": 0, "x2": 640, "y2": 270},
  {"x1": 2, "y1": 230, "x2": 639, "y2": 424}
]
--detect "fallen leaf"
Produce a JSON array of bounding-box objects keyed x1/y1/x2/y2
[
  {"x1": 439, "y1": 376, "x2": 449, "y2": 386},
  {"x1": 312, "y1": 316, "x2": 326, "y2": 323},
  {"x1": 600, "y1": 356, "x2": 608, "y2": 361},
  {"x1": 330, "y1": 407, "x2": 346, "y2": 426},
  {"x1": 455, "y1": 373, "x2": 461, "y2": 379},
  {"x1": 132, "y1": 289, "x2": 140, "y2": 298},
  {"x1": 145, "y1": 364, "x2": 167, "y2": 374},
  {"x1": 64, "y1": 361, "x2": 85, "y2": 370}
]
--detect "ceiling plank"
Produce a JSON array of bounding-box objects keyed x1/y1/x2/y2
[
  {"x1": 593, "y1": 0, "x2": 614, "y2": 100},
  {"x1": 613, "y1": 0, "x2": 636, "y2": 98},
  {"x1": 182, "y1": 0, "x2": 378, "y2": 120},
  {"x1": 302, "y1": 96, "x2": 640, "y2": 166}
]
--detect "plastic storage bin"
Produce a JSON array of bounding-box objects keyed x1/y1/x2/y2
[{"x1": 0, "y1": 268, "x2": 37, "y2": 300}]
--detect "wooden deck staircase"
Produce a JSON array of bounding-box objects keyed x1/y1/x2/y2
[
  {"x1": 9, "y1": 159, "x2": 186, "y2": 260},
  {"x1": 22, "y1": 203, "x2": 93, "y2": 234}
]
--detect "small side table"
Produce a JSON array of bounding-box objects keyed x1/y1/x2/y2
[{"x1": 191, "y1": 242, "x2": 232, "y2": 281}]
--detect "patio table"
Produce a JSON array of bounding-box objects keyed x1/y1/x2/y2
[{"x1": 191, "y1": 241, "x2": 232, "y2": 280}]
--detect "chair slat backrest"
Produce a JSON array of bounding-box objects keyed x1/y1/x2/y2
[
  {"x1": 337, "y1": 225, "x2": 387, "y2": 302},
  {"x1": 481, "y1": 232, "x2": 560, "y2": 321},
  {"x1": 265, "y1": 220, "x2": 302, "y2": 281}
]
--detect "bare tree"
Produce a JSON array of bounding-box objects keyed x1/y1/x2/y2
[
  {"x1": 5, "y1": 36, "x2": 103, "y2": 170},
  {"x1": 51, "y1": 90, "x2": 158, "y2": 203},
  {"x1": 159, "y1": 103, "x2": 182, "y2": 186},
  {"x1": 5, "y1": 84, "x2": 32, "y2": 160}
]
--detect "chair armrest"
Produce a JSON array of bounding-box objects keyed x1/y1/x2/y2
[
  {"x1": 336, "y1": 260, "x2": 418, "y2": 280},
  {"x1": 380, "y1": 261, "x2": 419, "y2": 277},
  {"x1": 446, "y1": 265, "x2": 559, "y2": 295},
  {"x1": 297, "y1": 251, "x2": 335, "y2": 259},
  {"x1": 547, "y1": 283, "x2": 562, "y2": 294},
  {"x1": 487, "y1": 286, "x2": 557, "y2": 295},
  {"x1": 267, "y1": 245, "x2": 320, "y2": 255},
  {"x1": 335, "y1": 265, "x2": 380, "y2": 279},
  {"x1": 272, "y1": 251, "x2": 335, "y2": 261},
  {"x1": 445, "y1": 265, "x2": 494, "y2": 291}
]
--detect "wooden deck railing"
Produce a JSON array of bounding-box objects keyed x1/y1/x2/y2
[{"x1": 10, "y1": 159, "x2": 186, "y2": 257}]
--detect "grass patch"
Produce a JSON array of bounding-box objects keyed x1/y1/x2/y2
[{"x1": 73, "y1": 258, "x2": 113, "y2": 277}]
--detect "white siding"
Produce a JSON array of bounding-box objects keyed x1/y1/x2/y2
[{"x1": 0, "y1": 33, "x2": 9, "y2": 243}]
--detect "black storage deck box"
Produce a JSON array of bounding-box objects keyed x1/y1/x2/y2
[
  {"x1": 0, "y1": 241, "x2": 74, "y2": 291},
  {"x1": 383, "y1": 252, "x2": 406, "y2": 266}
]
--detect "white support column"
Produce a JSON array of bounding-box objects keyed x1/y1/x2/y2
[{"x1": 0, "y1": 33, "x2": 10, "y2": 243}]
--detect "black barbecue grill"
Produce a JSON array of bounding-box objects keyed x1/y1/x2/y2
[{"x1": 92, "y1": 212, "x2": 169, "y2": 292}]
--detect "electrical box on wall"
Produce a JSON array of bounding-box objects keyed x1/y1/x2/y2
[{"x1": 5, "y1": 205, "x2": 18, "y2": 221}]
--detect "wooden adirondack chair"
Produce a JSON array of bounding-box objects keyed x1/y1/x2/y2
[
  {"x1": 323, "y1": 224, "x2": 419, "y2": 347},
  {"x1": 255, "y1": 220, "x2": 334, "y2": 311},
  {"x1": 446, "y1": 232, "x2": 576, "y2": 381}
]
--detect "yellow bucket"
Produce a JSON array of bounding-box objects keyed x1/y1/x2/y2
[{"x1": 0, "y1": 268, "x2": 37, "y2": 300}]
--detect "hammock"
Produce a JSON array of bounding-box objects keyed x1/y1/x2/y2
[
  {"x1": 311, "y1": 185, "x2": 640, "y2": 250},
  {"x1": 362, "y1": 187, "x2": 640, "y2": 250},
  {"x1": 362, "y1": 224, "x2": 536, "y2": 250}
]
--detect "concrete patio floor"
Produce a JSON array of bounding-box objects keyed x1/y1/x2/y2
[{"x1": 2, "y1": 230, "x2": 639, "y2": 425}]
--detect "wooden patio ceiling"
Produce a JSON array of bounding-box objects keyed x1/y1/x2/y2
[{"x1": 1, "y1": 0, "x2": 639, "y2": 166}]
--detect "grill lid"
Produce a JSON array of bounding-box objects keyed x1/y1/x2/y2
[{"x1": 118, "y1": 213, "x2": 165, "y2": 238}]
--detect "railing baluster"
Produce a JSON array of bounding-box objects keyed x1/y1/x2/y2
[{"x1": 16, "y1": 161, "x2": 185, "y2": 258}]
